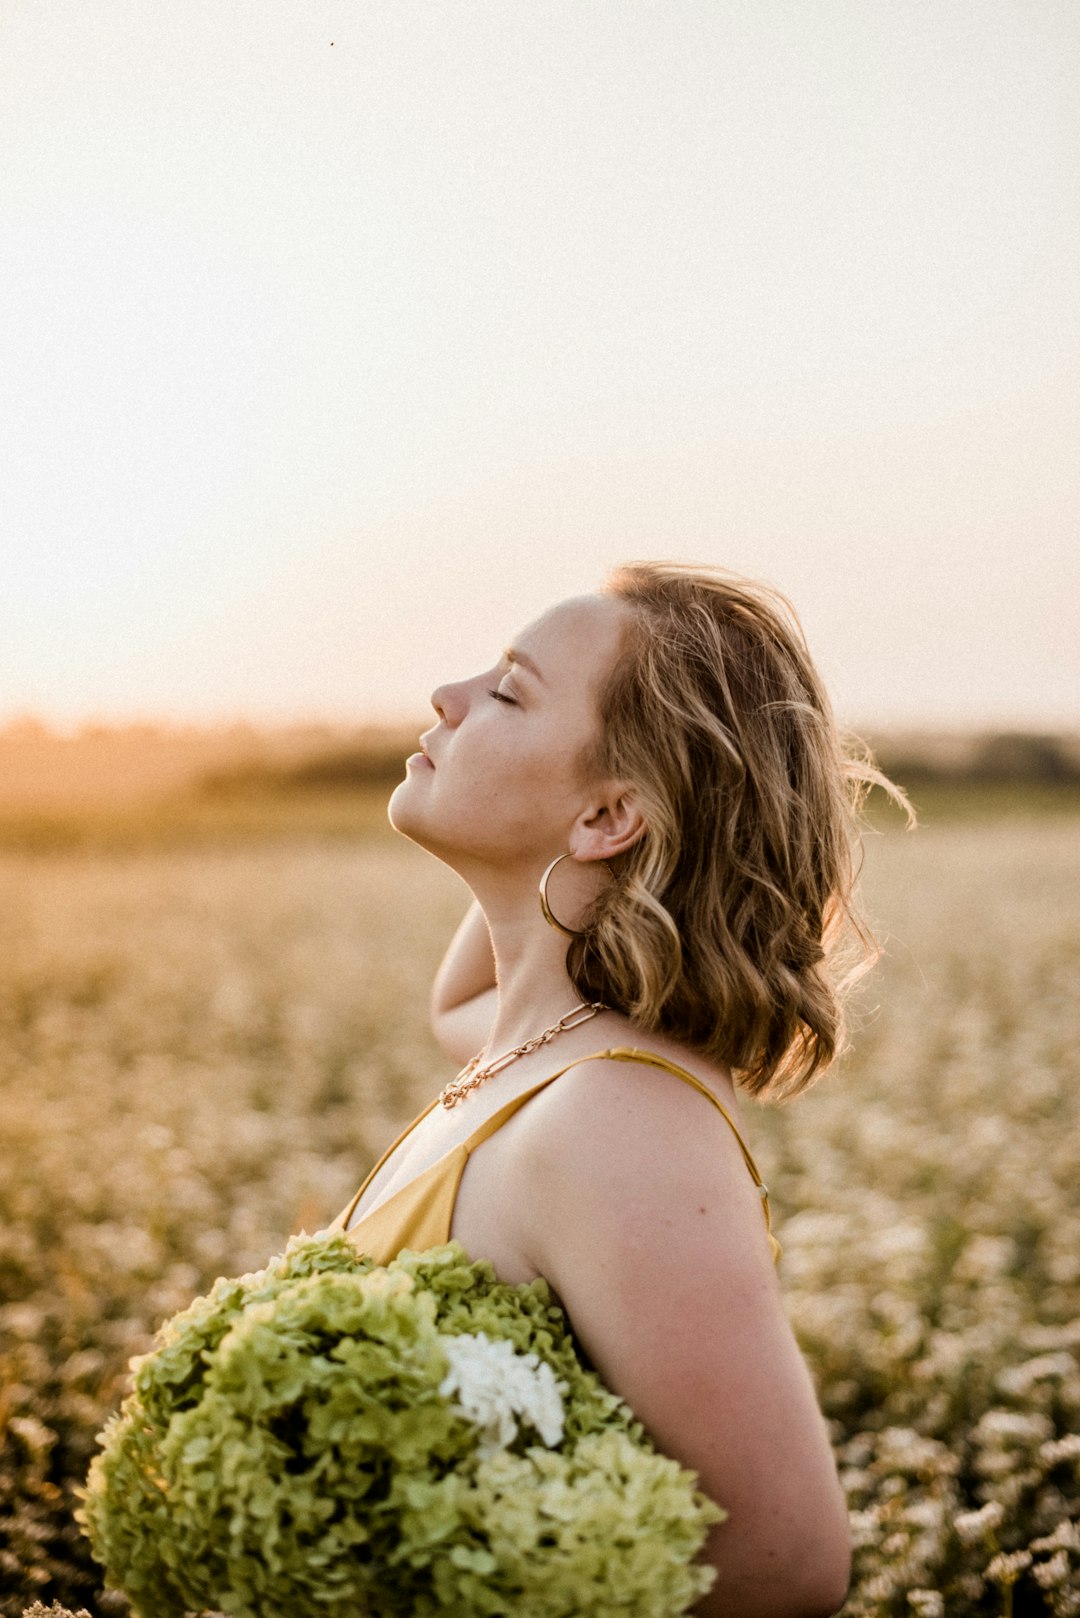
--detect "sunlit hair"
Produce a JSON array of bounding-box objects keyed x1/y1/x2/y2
[{"x1": 569, "y1": 561, "x2": 913, "y2": 1100}]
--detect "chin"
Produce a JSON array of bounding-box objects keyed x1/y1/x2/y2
[
  {"x1": 387, "y1": 785, "x2": 484, "y2": 874},
  {"x1": 387, "y1": 778, "x2": 441, "y2": 851},
  {"x1": 387, "y1": 777, "x2": 420, "y2": 838}
]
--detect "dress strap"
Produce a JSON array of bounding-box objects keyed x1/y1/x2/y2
[{"x1": 461, "y1": 1044, "x2": 779, "y2": 1258}]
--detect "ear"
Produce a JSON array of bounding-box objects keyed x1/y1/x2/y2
[{"x1": 568, "y1": 784, "x2": 647, "y2": 863}]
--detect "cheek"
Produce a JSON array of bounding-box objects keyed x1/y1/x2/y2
[
  {"x1": 456, "y1": 736, "x2": 580, "y2": 842},
  {"x1": 461, "y1": 762, "x2": 554, "y2": 827},
  {"x1": 459, "y1": 717, "x2": 552, "y2": 792}
]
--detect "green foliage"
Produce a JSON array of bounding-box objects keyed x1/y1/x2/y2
[{"x1": 78, "y1": 1235, "x2": 721, "y2": 1618}]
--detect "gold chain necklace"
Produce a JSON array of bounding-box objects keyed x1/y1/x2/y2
[{"x1": 438, "y1": 1000, "x2": 606, "y2": 1109}]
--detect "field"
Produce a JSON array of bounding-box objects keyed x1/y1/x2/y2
[{"x1": 1, "y1": 786, "x2": 1079, "y2": 1616}]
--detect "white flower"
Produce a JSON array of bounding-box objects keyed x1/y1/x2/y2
[
  {"x1": 974, "y1": 1408, "x2": 1053, "y2": 1446},
  {"x1": 1031, "y1": 1521, "x2": 1080, "y2": 1555},
  {"x1": 1033, "y1": 1551, "x2": 1070, "y2": 1590},
  {"x1": 954, "y1": 1500, "x2": 1005, "y2": 1544},
  {"x1": 438, "y1": 1331, "x2": 568, "y2": 1457},
  {"x1": 1040, "y1": 1433, "x2": 1080, "y2": 1467},
  {"x1": 985, "y1": 1549, "x2": 1032, "y2": 1586},
  {"x1": 995, "y1": 1352, "x2": 1077, "y2": 1397}
]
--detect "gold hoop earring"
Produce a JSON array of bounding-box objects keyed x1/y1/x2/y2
[
  {"x1": 539, "y1": 853, "x2": 611, "y2": 938},
  {"x1": 539, "y1": 854, "x2": 582, "y2": 937}
]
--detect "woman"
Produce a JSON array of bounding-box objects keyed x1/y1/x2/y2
[{"x1": 333, "y1": 562, "x2": 896, "y2": 1617}]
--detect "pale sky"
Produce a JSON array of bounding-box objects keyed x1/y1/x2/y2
[{"x1": 2, "y1": 0, "x2": 1078, "y2": 731}]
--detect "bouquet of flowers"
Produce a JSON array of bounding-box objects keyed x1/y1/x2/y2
[{"x1": 79, "y1": 1234, "x2": 723, "y2": 1618}]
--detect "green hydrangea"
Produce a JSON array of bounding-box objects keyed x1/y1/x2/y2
[{"x1": 79, "y1": 1234, "x2": 723, "y2": 1617}]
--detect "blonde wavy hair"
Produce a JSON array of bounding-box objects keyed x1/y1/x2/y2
[{"x1": 569, "y1": 562, "x2": 911, "y2": 1100}]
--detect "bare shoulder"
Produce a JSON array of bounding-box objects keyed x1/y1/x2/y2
[{"x1": 512, "y1": 1044, "x2": 775, "y2": 1279}]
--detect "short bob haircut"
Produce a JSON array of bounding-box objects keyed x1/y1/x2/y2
[{"x1": 569, "y1": 562, "x2": 910, "y2": 1100}]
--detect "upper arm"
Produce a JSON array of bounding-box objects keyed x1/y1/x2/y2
[
  {"x1": 515, "y1": 1060, "x2": 850, "y2": 1618},
  {"x1": 429, "y1": 986, "x2": 497, "y2": 1067},
  {"x1": 430, "y1": 903, "x2": 497, "y2": 1065}
]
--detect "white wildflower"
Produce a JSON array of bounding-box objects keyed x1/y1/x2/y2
[
  {"x1": 877, "y1": 1426, "x2": 948, "y2": 1472},
  {"x1": 953, "y1": 1235, "x2": 1015, "y2": 1281},
  {"x1": 1022, "y1": 1320, "x2": 1080, "y2": 1354},
  {"x1": 955, "y1": 1500, "x2": 1005, "y2": 1543},
  {"x1": 847, "y1": 1509, "x2": 882, "y2": 1548},
  {"x1": 1033, "y1": 1551, "x2": 1070, "y2": 1590},
  {"x1": 1031, "y1": 1521, "x2": 1080, "y2": 1554},
  {"x1": 974, "y1": 1408, "x2": 1053, "y2": 1446},
  {"x1": 904, "y1": 1498, "x2": 946, "y2": 1530},
  {"x1": 996, "y1": 1352, "x2": 1077, "y2": 1397},
  {"x1": 985, "y1": 1549, "x2": 1032, "y2": 1585},
  {"x1": 438, "y1": 1331, "x2": 568, "y2": 1457},
  {"x1": 864, "y1": 1572, "x2": 902, "y2": 1602},
  {"x1": 907, "y1": 1590, "x2": 944, "y2": 1618},
  {"x1": 1040, "y1": 1434, "x2": 1080, "y2": 1467}
]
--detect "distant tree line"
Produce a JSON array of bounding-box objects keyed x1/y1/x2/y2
[
  {"x1": 198, "y1": 729, "x2": 1080, "y2": 796},
  {"x1": 198, "y1": 735, "x2": 417, "y2": 794},
  {"x1": 874, "y1": 731, "x2": 1080, "y2": 785}
]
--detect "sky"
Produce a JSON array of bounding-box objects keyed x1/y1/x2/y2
[{"x1": 2, "y1": 0, "x2": 1078, "y2": 732}]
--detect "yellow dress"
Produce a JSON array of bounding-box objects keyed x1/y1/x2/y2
[{"x1": 330, "y1": 1045, "x2": 780, "y2": 1266}]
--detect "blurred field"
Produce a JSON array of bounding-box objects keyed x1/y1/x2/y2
[
  {"x1": 1, "y1": 777, "x2": 1078, "y2": 1615},
  {"x1": 1, "y1": 717, "x2": 1077, "y2": 851}
]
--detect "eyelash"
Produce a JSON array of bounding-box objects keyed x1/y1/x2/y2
[{"x1": 487, "y1": 688, "x2": 518, "y2": 705}]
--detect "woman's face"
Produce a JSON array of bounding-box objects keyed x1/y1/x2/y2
[{"x1": 388, "y1": 593, "x2": 630, "y2": 873}]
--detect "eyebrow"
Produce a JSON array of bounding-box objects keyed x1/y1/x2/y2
[{"x1": 503, "y1": 647, "x2": 545, "y2": 682}]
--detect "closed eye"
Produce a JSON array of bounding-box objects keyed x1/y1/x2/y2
[{"x1": 487, "y1": 688, "x2": 518, "y2": 705}]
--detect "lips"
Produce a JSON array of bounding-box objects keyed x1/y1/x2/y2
[{"x1": 405, "y1": 736, "x2": 435, "y2": 770}]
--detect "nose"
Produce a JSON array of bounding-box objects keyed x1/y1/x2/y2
[{"x1": 430, "y1": 679, "x2": 466, "y2": 725}]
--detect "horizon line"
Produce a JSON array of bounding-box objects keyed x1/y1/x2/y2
[{"x1": 2, "y1": 711, "x2": 1079, "y2": 743}]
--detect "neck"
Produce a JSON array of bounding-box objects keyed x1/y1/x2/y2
[{"x1": 473, "y1": 875, "x2": 594, "y2": 1056}]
